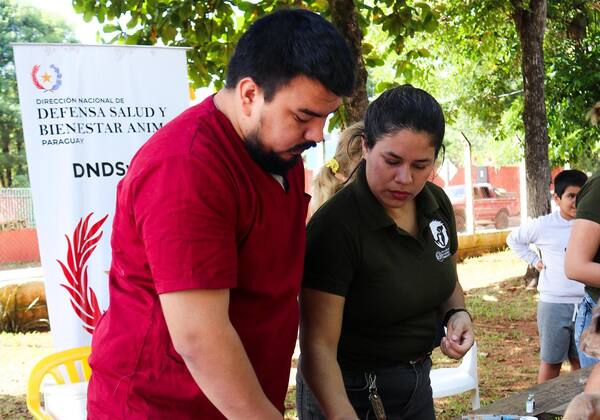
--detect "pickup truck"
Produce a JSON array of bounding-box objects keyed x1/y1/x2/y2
[{"x1": 444, "y1": 183, "x2": 520, "y2": 231}]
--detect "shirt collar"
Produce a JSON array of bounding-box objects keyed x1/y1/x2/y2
[{"x1": 351, "y1": 160, "x2": 441, "y2": 231}]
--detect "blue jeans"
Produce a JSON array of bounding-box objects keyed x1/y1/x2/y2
[
  {"x1": 296, "y1": 357, "x2": 435, "y2": 420},
  {"x1": 575, "y1": 293, "x2": 600, "y2": 368}
]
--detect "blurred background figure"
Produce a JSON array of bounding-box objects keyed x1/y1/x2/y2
[{"x1": 507, "y1": 169, "x2": 588, "y2": 382}]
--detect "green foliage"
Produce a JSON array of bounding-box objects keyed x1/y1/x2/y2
[
  {"x1": 365, "y1": 1, "x2": 525, "y2": 166},
  {"x1": 357, "y1": 1, "x2": 440, "y2": 87},
  {"x1": 0, "y1": 0, "x2": 77, "y2": 187},
  {"x1": 544, "y1": 3, "x2": 600, "y2": 170},
  {"x1": 386, "y1": 0, "x2": 600, "y2": 169},
  {"x1": 72, "y1": 0, "x2": 600, "y2": 168},
  {"x1": 72, "y1": 0, "x2": 439, "y2": 126}
]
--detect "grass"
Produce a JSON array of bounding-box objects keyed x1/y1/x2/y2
[
  {"x1": 431, "y1": 276, "x2": 540, "y2": 419},
  {"x1": 1, "y1": 251, "x2": 541, "y2": 419}
]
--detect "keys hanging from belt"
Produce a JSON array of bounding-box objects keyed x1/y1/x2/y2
[{"x1": 367, "y1": 373, "x2": 386, "y2": 420}]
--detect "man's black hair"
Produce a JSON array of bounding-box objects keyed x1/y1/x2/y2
[
  {"x1": 363, "y1": 84, "x2": 445, "y2": 158},
  {"x1": 225, "y1": 8, "x2": 355, "y2": 100},
  {"x1": 554, "y1": 169, "x2": 588, "y2": 197}
]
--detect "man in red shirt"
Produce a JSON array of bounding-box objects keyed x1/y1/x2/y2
[{"x1": 87, "y1": 8, "x2": 355, "y2": 419}]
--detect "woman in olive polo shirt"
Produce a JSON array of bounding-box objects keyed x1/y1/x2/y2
[{"x1": 297, "y1": 85, "x2": 474, "y2": 419}]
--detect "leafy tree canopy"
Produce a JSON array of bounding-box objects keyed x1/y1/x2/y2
[
  {"x1": 74, "y1": 0, "x2": 437, "y2": 87},
  {"x1": 0, "y1": 0, "x2": 77, "y2": 187},
  {"x1": 397, "y1": 0, "x2": 600, "y2": 170},
  {"x1": 74, "y1": 0, "x2": 600, "y2": 171},
  {"x1": 73, "y1": 0, "x2": 439, "y2": 125}
]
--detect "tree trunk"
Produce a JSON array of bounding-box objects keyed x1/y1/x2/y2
[
  {"x1": 329, "y1": 0, "x2": 369, "y2": 125},
  {"x1": 1, "y1": 134, "x2": 10, "y2": 187},
  {"x1": 0, "y1": 131, "x2": 12, "y2": 188},
  {"x1": 512, "y1": 0, "x2": 551, "y2": 219}
]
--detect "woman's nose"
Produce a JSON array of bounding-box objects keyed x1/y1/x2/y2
[{"x1": 394, "y1": 166, "x2": 413, "y2": 184}]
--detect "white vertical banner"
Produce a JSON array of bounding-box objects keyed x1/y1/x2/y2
[{"x1": 12, "y1": 44, "x2": 190, "y2": 349}]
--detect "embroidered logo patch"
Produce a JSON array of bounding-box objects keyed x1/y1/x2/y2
[
  {"x1": 429, "y1": 219, "x2": 449, "y2": 248},
  {"x1": 429, "y1": 219, "x2": 451, "y2": 262}
]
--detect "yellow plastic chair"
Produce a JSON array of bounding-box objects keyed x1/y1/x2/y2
[{"x1": 26, "y1": 346, "x2": 91, "y2": 420}]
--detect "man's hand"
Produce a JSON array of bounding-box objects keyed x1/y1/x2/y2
[{"x1": 440, "y1": 311, "x2": 474, "y2": 360}]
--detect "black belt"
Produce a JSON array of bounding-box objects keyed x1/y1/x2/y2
[
  {"x1": 377, "y1": 353, "x2": 431, "y2": 369},
  {"x1": 406, "y1": 352, "x2": 431, "y2": 365}
]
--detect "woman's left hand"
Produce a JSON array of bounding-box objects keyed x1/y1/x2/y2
[{"x1": 440, "y1": 311, "x2": 474, "y2": 359}]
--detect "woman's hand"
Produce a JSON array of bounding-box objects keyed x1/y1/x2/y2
[{"x1": 440, "y1": 311, "x2": 474, "y2": 359}]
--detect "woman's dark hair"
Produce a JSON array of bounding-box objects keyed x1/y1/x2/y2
[
  {"x1": 226, "y1": 9, "x2": 355, "y2": 101},
  {"x1": 363, "y1": 84, "x2": 445, "y2": 158}
]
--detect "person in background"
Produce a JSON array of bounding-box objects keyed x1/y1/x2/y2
[
  {"x1": 87, "y1": 9, "x2": 355, "y2": 419},
  {"x1": 566, "y1": 167, "x2": 600, "y2": 368},
  {"x1": 507, "y1": 169, "x2": 588, "y2": 382},
  {"x1": 309, "y1": 121, "x2": 364, "y2": 215},
  {"x1": 565, "y1": 102, "x2": 600, "y2": 370},
  {"x1": 297, "y1": 85, "x2": 474, "y2": 420},
  {"x1": 560, "y1": 107, "x2": 600, "y2": 420}
]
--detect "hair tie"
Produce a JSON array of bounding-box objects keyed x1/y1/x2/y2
[{"x1": 325, "y1": 158, "x2": 340, "y2": 175}]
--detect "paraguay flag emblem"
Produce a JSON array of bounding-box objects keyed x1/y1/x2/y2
[{"x1": 31, "y1": 64, "x2": 62, "y2": 92}]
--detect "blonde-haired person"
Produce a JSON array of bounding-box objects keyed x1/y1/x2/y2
[{"x1": 310, "y1": 122, "x2": 365, "y2": 214}]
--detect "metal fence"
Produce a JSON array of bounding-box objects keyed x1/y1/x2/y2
[
  {"x1": 0, "y1": 189, "x2": 40, "y2": 267},
  {"x1": 0, "y1": 188, "x2": 36, "y2": 229}
]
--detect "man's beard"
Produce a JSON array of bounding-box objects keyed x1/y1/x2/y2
[{"x1": 244, "y1": 129, "x2": 316, "y2": 176}]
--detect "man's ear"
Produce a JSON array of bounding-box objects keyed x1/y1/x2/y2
[{"x1": 237, "y1": 77, "x2": 262, "y2": 117}]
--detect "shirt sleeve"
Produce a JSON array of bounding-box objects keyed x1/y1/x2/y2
[
  {"x1": 130, "y1": 154, "x2": 238, "y2": 294},
  {"x1": 577, "y1": 173, "x2": 600, "y2": 224},
  {"x1": 506, "y1": 218, "x2": 541, "y2": 266},
  {"x1": 302, "y1": 210, "x2": 359, "y2": 297}
]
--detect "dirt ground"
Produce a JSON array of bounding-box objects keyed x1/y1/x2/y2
[
  {"x1": 433, "y1": 276, "x2": 548, "y2": 419},
  {"x1": 0, "y1": 332, "x2": 53, "y2": 418}
]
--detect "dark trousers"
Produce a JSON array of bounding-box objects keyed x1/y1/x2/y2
[{"x1": 296, "y1": 357, "x2": 435, "y2": 420}]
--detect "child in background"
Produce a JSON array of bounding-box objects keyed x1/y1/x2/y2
[{"x1": 507, "y1": 169, "x2": 588, "y2": 383}]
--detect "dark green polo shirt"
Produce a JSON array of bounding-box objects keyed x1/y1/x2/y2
[
  {"x1": 303, "y1": 161, "x2": 458, "y2": 372},
  {"x1": 577, "y1": 171, "x2": 600, "y2": 302}
]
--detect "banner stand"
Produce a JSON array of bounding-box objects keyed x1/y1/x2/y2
[{"x1": 12, "y1": 43, "x2": 190, "y2": 349}]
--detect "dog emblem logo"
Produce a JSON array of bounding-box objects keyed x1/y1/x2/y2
[{"x1": 429, "y1": 219, "x2": 449, "y2": 249}]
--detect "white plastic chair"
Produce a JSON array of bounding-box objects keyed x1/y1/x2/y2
[{"x1": 430, "y1": 341, "x2": 480, "y2": 409}]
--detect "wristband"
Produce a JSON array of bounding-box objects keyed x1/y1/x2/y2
[{"x1": 443, "y1": 308, "x2": 472, "y2": 327}]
